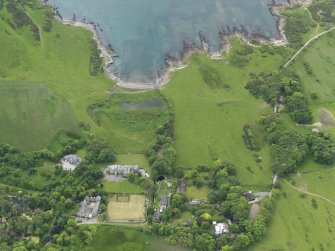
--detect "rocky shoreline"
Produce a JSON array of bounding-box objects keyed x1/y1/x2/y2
[{"x1": 45, "y1": 0, "x2": 312, "y2": 90}]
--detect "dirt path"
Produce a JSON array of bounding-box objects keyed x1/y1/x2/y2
[
  {"x1": 284, "y1": 179, "x2": 335, "y2": 206},
  {"x1": 282, "y1": 26, "x2": 335, "y2": 69},
  {"x1": 19, "y1": 4, "x2": 44, "y2": 45}
]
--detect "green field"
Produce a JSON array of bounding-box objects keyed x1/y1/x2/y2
[
  {"x1": 90, "y1": 91, "x2": 168, "y2": 153},
  {"x1": 290, "y1": 30, "x2": 335, "y2": 129},
  {"x1": 248, "y1": 180, "x2": 335, "y2": 251},
  {"x1": 162, "y1": 41, "x2": 282, "y2": 186},
  {"x1": 0, "y1": 82, "x2": 79, "y2": 151},
  {"x1": 102, "y1": 180, "x2": 143, "y2": 194},
  {"x1": 0, "y1": 3, "x2": 112, "y2": 150},
  {"x1": 84, "y1": 226, "x2": 190, "y2": 251}
]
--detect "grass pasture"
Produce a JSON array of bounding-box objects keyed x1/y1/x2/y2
[
  {"x1": 162, "y1": 41, "x2": 282, "y2": 186},
  {"x1": 248, "y1": 179, "x2": 335, "y2": 251},
  {"x1": 107, "y1": 194, "x2": 146, "y2": 222},
  {"x1": 0, "y1": 82, "x2": 79, "y2": 151}
]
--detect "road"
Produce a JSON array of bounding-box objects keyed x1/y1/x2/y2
[{"x1": 282, "y1": 26, "x2": 335, "y2": 69}]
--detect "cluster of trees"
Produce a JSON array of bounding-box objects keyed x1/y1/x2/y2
[
  {"x1": 85, "y1": 140, "x2": 116, "y2": 164},
  {"x1": 307, "y1": 132, "x2": 335, "y2": 164},
  {"x1": 6, "y1": 0, "x2": 41, "y2": 41},
  {"x1": 146, "y1": 161, "x2": 275, "y2": 250},
  {"x1": 245, "y1": 70, "x2": 312, "y2": 124},
  {"x1": 261, "y1": 115, "x2": 309, "y2": 175},
  {"x1": 283, "y1": 12, "x2": 313, "y2": 48},
  {"x1": 42, "y1": 8, "x2": 54, "y2": 32},
  {"x1": 0, "y1": 189, "x2": 100, "y2": 250},
  {"x1": 242, "y1": 124, "x2": 261, "y2": 152},
  {"x1": 89, "y1": 38, "x2": 103, "y2": 75},
  {"x1": 308, "y1": 0, "x2": 335, "y2": 23},
  {"x1": 146, "y1": 100, "x2": 176, "y2": 180},
  {"x1": 0, "y1": 153, "x2": 109, "y2": 249}
]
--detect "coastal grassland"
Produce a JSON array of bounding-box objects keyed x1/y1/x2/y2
[
  {"x1": 84, "y1": 226, "x2": 190, "y2": 251},
  {"x1": 248, "y1": 178, "x2": 335, "y2": 251},
  {"x1": 289, "y1": 30, "x2": 335, "y2": 116},
  {"x1": 0, "y1": 81, "x2": 79, "y2": 151},
  {"x1": 162, "y1": 39, "x2": 283, "y2": 186},
  {"x1": 89, "y1": 91, "x2": 169, "y2": 153},
  {"x1": 0, "y1": 2, "x2": 112, "y2": 149},
  {"x1": 102, "y1": 180, "x2": 143, "y2": 194},
  {"x1": 107, "y1": 194, "x2": 146, "y2": 222}
]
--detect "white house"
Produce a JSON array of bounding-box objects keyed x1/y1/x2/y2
[
  {"x1": 213, "y1": 222, "x2": 229, "y2": 235},
  {"x1": 61, "y1": 155, "x2": 81, "y2": 171}
]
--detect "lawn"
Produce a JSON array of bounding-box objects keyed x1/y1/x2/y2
[
  {"x1": 102, "y1": 180, "x2": 143, "y2": 194},
  {"x1": 0, "y1": 82, "x2": 79, "y2": 151},
  {"x1": 162, "y1": 40, "x2": 282, "y2": 186},
  {"x1": 107, "y1": 194, "x2": 146, "y2": 222},
  {"x1": 84, "y1": 226, "x2": 190, "y2": 251},
  {"x1": 186, "y1": 186, "x2": 210, "y2": 200}
]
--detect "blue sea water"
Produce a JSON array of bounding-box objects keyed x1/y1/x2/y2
[{"x1": 48, "y1": 0, "x2": 287, "y2": 83}]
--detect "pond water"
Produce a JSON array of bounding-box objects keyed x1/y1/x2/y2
[{"x1": 49, "y1": 0, "x2": 288, "y2": 83}]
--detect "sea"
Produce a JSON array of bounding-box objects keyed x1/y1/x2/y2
[{"x1": 48, "y1": 0, "x2": 288, "y2": 84}]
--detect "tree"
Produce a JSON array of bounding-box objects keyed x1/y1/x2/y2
[
  {"x1": 170, "y1": 193, "x2": 186, "y2": 209},
  {"x1": 287, "y1": 92, "x2": 312, "y2": 124},
  {"x1": 194, "y1": 233, "x2": 216, "y2": 251},
  {"x1": 233, "y1": 234, "x2": 251, "y2": 250}
]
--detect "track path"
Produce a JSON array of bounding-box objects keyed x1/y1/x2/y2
[
  {"x1": 282, "y1": 26, "x2": 335, "y2": 69},
  {"x1": 19, "y1": 4, "x2": 44, "y2": 45},
  {"x1": 284, "y1": 179, "x2": 335, "y2": 206}
]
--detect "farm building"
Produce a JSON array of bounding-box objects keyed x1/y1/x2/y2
[
  {"x1": 61, "y1": 155, "x2": 81, "y2": 171},
  {"x1": 213, "y1": 221, "x2": 229, "y2": 235},
  {"x1": 159, "y1": 196, "x2": 170, "y2": 213},
  {"x1": 105, "y1": 165, "x2": 149, "y2": 178},
  {"x1": 77, "y1": 196, "x2": 101, "y2": 219}
]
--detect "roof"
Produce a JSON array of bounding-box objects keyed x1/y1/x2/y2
[
  {"x1": 214, "y1": 222, "x2": 229, "y2": 235},
  {"x1": 244, "y1": 191, "x2": 256, "y2": 201},
  {"x1": 189, "y1": 200, "x2": 201, "y2": 206},
  {"x1": 160, "y1": 196, "x2": 169, "y2": 206},
  {"x1": 61, "y1": 155, "x2": 81, "y2": 171},
  {"x1": 177, "y1": 179, "x2": 187, "y2": 193}
]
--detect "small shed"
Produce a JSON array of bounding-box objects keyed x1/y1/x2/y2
[{"x1": 244, "y1": 191, "x2": 256, "y2": 202}]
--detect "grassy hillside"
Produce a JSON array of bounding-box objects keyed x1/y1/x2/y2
[
  {"x1": 162, "y1": 40, "x2": 283, "y2": 186},
  {"x1": 0, "y1": 81, "x2": 79, "y2": 151},
  {"x1": 0, "y1": 1, "x2": 112, "y2": 150},
  {"x1": 248, "y1": 181, "x2": 335, "y2": 251}
]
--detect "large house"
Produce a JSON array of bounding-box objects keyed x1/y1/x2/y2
[
  {"x1": 61, "y1": 155, "x2": 81, "y2": 171},
  {"x1": 213, "y1": 221, "x2": 229, "y2": 235},
  {"x1": 77, "y1": 196, "x2": 101, "y2": 219},
  {"x1": 105, "y1": 165, "x2": 150, "y2": 178}
]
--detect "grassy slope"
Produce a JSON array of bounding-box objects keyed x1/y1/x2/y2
[
  {"x1": 162, "y1": 41, "x2": 282, "y2": 187},
  {"x1": 249, "y1": 24, "x2": 335, "y2": 251},
  {"x1": 0, "y1": 3, "x2": 112, "y2": 150},
  {"x1": 0, "y1": 82, "x2": 79, "y2": 151},
  {"x1": 248, "y1": 181, "x2": 335, "y2": 251}
]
